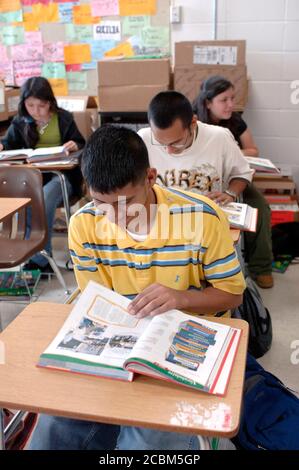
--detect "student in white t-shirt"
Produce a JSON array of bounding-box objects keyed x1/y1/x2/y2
[
  {"x1": 138, "y1": 91, "x2": 253, "y2": 207},
  {"x1": 138, "y1": 91, "x2": 257, "y2": 278}
]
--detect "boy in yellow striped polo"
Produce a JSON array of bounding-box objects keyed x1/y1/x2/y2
[{"x1": 29, "y1": 126, "x2": 245, "y2": 451}]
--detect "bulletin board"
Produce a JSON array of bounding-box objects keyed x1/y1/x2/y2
[{"x1": 0, "y1": 0, "x2": 170, "y2": 96}]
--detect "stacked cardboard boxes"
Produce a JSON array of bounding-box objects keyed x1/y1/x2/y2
[
  {"x1": 97, "y1": 58, "x2": 170, "y2": 112},
  {"x1": 174, "y1": 40, "x2": 248, "y2": 110}
]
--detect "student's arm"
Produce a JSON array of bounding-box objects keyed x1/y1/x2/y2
[
  {"x1": 0, "y1": 119, "x2": 26, "y2": 150},
  {"x1": 59, "y1": 109, "x2": 86, "y2": 154},
  {"x1": 128, "y1": 205, "x2": 245, "y2": 318},
  {"x1": 240, "y1": 128, "x2": 259, "y2": 156}
]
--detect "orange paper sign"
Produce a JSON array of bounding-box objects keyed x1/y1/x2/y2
[
  {"x1": 48, "y1": 78, "x2": 68, "y2": 96},
  {"x1": 73, "y1": 4, "x2": 100, "y2": 25},
  {"x1": 64, "y1": 44, "x2": 92, "y2": 65},
  {"x1": 119, "y1": 0, "x2": 156, "y2": 16}
]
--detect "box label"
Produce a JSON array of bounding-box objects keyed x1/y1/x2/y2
[
  {"x1": 193, "y1": 46, "x2": 237, "y2": 65},
  {"x1": 57, "y1": 98, "x2": 86, "y2": 112}
]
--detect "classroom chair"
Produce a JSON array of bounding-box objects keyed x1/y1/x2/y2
[{"x1": 0, "y1": 166, "x2": 69, "y2": 295}]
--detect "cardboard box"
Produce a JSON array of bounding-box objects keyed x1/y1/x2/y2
[
  {"x1": 98, "y1": 84, "x2": 169, "y2": 112},
  {"x1": 97, "y1": 58, "x2": 170, "y2": 112},
  {"x1": 97, "y1": 58, "x2": 170, "y2": 87},
  {"x1": 56, "y1": 96, "x2": 99, "y2": 140},
  {"x1": 174, "y1": 65, "x2": 248, "y2": 110},
  {"x1": 5, "y1": 87, "x2": 20, "y2": 118},
  {"x1": 175, "y1": 40, "x2": 246, "y2": 67}
]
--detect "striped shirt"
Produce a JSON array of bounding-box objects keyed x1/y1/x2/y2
[{"x1": 69, "y1": 184, "x2": 245, "y2": 316}]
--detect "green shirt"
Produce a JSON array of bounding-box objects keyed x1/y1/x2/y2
[{"x1": 36, "y1": 113, "x2": 61, "y2": 148}]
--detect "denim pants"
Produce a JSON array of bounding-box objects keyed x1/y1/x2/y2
[
  {"x1": 28, "y1": 415, "x2": 200, "y2": 450},
  {"x1": 27, "y1": 175, "x2": 73, "y2": 267}
]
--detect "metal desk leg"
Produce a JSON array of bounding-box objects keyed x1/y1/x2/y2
[
  {"x1": 55, "y1": 171, "x2": 71, "y2": 227},
  {"x1": 0, "y1": 408, "x2": 5, "y2": 450}
]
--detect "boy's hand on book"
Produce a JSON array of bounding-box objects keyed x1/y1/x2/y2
[
  {"x1": 206, "y1": 191, "x2": 234, "y2": 205},
  {"x1": 127, "y1": 284, "x2": 187, "y2": 319}
]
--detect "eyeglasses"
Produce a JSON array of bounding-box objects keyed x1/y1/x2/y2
[{"x1": 150, "y1": 128, "x2": 192, "y2": 150}]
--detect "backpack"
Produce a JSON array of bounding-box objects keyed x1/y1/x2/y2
[
  {"x1": 272, "y1": 222, "x2": 299, "y2": 259},
  {"x1": 233, "y1": 354, "x2": 299, "y2": 450},
  {"x1": 232, "y1": 276, "x2": 272, "y2": 358}
]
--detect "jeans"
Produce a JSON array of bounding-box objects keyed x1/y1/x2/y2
[
  {"x1": 243, "y1": 184, "x2": 273, "y2": 276},
  {"x1": 28, "y1": 415, "x2": 200, "y2": 450},
  {"x1": 27, "y1": 175, "x2": 73, "y2": 267}
]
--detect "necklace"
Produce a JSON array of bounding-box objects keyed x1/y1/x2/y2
[{"x1": 37, "y1": 120, "x2": 50, "y2": 135}]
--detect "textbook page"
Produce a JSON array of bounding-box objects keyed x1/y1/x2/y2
[
  {"x1": 125, "y1": 310, "x2": 241, "y2": 395},
  {"x1": 40, "y1": 281, "x2": 151, "y2": 370},
  {"x1": 0, "y1": 146, "x2": 65, "y2": 159}
]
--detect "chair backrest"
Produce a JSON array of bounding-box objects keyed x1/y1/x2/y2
[{"x1": 0, "y1": 167, "x2": 47, "y2": 240}]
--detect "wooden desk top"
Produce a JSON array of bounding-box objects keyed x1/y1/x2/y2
[
  {"x1": 0, "y1": 197, "x2": 31, "y2": 222},
  {"x1": 0, "y1": 302, "x2": 248, "y2": 437}
]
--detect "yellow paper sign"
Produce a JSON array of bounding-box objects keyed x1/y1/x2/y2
[
  {"x1": 105, "y1": 42, "x2": 134, "y2": 58},
  {"x1": 64, "y1": 44, "x2": 92, "y2": 65},
  {"x1": 22, "y1": 12, "x2": 39, "y2": 32},
  {"x1": 119, "y1": 0, "x2": 156, "y2": 16},
  {"x1": 73, "y1": 4, "x2": 100, "y2": 25},
  {"x1": 32, "y1": 3, "x2": 59, "y2": 23},
  {"x1": 0, "y1": 0, "x2": 21, "y2": 13},
  {"x1": 48, "y1": 78, "x2": 68, "y2": 97}
]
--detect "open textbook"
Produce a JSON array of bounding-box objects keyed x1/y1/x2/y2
[
  {"x1": 0, "y1": 146, "x2": 65, "y2": 162},
  {"x1": 221, "y1": 202, "x2": 258, "y2": 232},
  {"x1": 38, "y1": 281, "x2": 242, "y2": 396},
  {"x1": 244, "y1": 156, "x2": 280, "y2": 174}
]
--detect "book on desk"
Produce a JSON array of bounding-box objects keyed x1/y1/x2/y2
[
  {"x1": 38, "y1": 281, "x2": 242, "y2": 396},
  {"x1": 0, "y1": 146, "x2": 81, "y2": 165},
  {"x1": 244, "y1": 156, "x2": 280, "y2": 174}
]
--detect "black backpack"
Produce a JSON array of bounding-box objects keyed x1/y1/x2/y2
[
  {"x1": 272, "y1": 222, "x2": 299, "y2": 259},
  {"x1": 232, "y1": 277, "x2": 272, "y2": 358}
]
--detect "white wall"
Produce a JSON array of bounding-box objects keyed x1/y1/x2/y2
[{"x1": 171, "y1": 0, "x2": 299, "y2": 188}]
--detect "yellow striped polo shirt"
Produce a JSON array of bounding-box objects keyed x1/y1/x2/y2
[{"x1": 69, "y1": 184, "x2": 245, "y2": 316}]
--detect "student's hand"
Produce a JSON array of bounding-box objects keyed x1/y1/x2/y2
[
  {"x1": 0, "y1": 143, "x2": 3, "y2": 151},
  {"x1": 206, "y1": 191, "x2": 235, "y2": 205},
  {"x1": 127, "y1": 283, "x2": 187, "y2": 319},
  {"x1": 63, "y1": 141, "x2": 79, "y2": 155}
]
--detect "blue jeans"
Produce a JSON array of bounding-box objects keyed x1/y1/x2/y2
[
  {"x1": 27, "y1": 175, "x2": 73, "y2": 267},
  {"x1": 28, "y1": 415, "x2": 200, "y2": 450}
]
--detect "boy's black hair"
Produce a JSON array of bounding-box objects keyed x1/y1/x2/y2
[
  {"x1": 81, "y1": 126, "x2": 150, "y2": 194},
  {"x1": 148, "y1": 91, "x2": 193, "y2": 129}
]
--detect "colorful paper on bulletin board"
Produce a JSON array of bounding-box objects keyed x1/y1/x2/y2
[
  {"x1": 66, "y1": 64, "x2": 81, "y2": 72},
  {"x1": 14, "y1": 60, "x2": 42, "y2": 87},
  {"x1": 66, "y1": 71, "x2": 88, "y2": 91},
  {"x1": 58, "y1": 2, "x2": 79, "y2": 23},
  {"x1": 48, "y1": 78, "x2": 68, "y2": 96},
  {"x1": 91, "y1": 0, "x2": 119, "y2": 17},
  {"x1": 21, "y1": 0, "x2": 49, "y2": 5},
  {"x1": 0, "y1": 46, "x2": 8, "y2": 62},
  {"x1": 65, "y1": 24, "x2": 93, "y2": 43},
  {"x1": 104, "y1": 41, "x2": 134, "y2": 58},
  {"x1": 87, "y1": 39, "x2": 116, "y2": 60},
  {"x1": 0, "y1": 9, "x2": 23, "y2": 23},
  {"x1": 141, "y1": 26, "x2": 169, "y2": 48},
  {"x1": 1, "y1": 26, "x2": 25, "y2": 46},
  {"x1": 73, "y1": 4, "x2": 100, "y2": 25},
  {"x1": 122, "y1": 15, "x2": 150, "y2": 36},
  {"x1": 81, "y1": 62, "x2": 96, "y2": 70},
  {"x1": 93, "y1": 21, "x2": 121, "y2": 41},
  {"x1": 43, "y1": 42, "x2": 65, "y2": 62},
  {"x1": 11, "y1": 43, "x2": 43, "y2": 62},
  {"x1": 32, "y1": 3, "x2": 59, "y2": 22},
  {"x1": 64, "y1": 44, "x2": 91, "y2": 65},
  {"x1": 119, "y1": 0, "x2": 156, "y2": 16},
  {"x1": 0, "y1": 0, "x2": 21, "y2": 12},
  {"x1": 22, "y1": 12, "x2": 40, "y2": 31},
  {"x1": 0, "y1": 61, "x2": 14, "y2": 86},
  {"x1": 42, "y1": 62, "x2": 66, "y2": 79}
]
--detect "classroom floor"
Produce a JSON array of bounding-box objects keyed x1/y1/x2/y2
[{"x1": 0, "y1": 232, "x2": 298, "y2": 392}]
